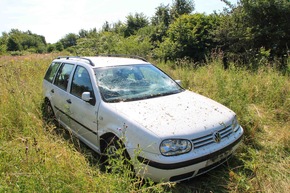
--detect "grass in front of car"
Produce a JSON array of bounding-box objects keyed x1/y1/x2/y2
[
  {"x1": 158, "y1": 58, "x2": 289, "y2": 192},
  {"x1": 0, "y1": 54, "x2": 289, "y2": 192}
]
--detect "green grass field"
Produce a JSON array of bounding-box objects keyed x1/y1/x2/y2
[{"x1": 0, "y1": 54, "x2": 289, "y2": 192}]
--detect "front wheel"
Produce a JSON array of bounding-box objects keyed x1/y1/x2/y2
[{"x1": 103, "y1": 136, "x2": 133, "y2": 174}]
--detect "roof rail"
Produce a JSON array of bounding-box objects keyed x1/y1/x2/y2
[
  {"x1": 96, "y1": 54, "x2": 148, "y2": 62},
  {"x1": 56, "y1": 56, "x2": 94, "y2": 66}
]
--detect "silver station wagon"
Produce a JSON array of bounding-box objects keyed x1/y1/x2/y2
[{"x1": 42, "y1": 55, "x2": 244, "y2": 182}]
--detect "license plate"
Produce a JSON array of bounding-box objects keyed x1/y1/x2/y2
[{"x1": 206, "y1": 150, "x2": 231, "y2": 166}]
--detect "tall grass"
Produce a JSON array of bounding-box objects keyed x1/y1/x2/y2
[
  {"x1": 0, "y1": 54, "x2": 167, "y2": 192},
  {"x1": 157, "y1": 58, "x2": 289, "y2": 192},
  {"x1": 0, "y1": 54, "x2": 289, "y2": 192}
]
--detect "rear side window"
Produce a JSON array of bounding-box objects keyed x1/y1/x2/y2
[
  {"x1": 54, "y1": 63, "x2": 74, "y2": 90},
  {"x1": 44, "y1": 62, "x2": 61, "y2": 83}
]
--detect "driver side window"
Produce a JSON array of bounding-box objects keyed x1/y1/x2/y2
[{"x1": 71, "y1": 66, "x2": 95, "y2": 104}]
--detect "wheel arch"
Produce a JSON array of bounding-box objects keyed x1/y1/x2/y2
[
  {"x1": 44, "y1": 96, "x2": 50, "y2": 103},
  {"x1": 100, "y1": 132, "x2": 119, "y2": 153}
]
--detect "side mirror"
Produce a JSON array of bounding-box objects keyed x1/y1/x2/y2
[
  {"x1": 175, "y1": 80, "x2": 182, "y2": 86},
  {"x1": 81, "y1": 92, "x2": 96, "y2": 105},
  {"x1": 81, "y1": 92, "x2": 92, "y2": 102}
]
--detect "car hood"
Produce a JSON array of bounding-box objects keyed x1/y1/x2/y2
[{"x1": 108, "y1": 90, "x2": 235, "y2": 138}]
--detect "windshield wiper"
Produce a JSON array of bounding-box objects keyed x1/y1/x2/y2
[
  {"x1": 151, "y1": 89, "x2": 183, "y2": 97},
  {"x1": 106, "y1": 89, "x2": 184, "y2": 103}
]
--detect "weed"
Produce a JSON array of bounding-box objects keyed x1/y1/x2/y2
[{"x1": 0, "y1": 54, "x2": 289, "y2": 192}]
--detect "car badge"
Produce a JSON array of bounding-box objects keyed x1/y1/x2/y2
[{"x1": 213, "y1": 132, "x2": 221, "y2": 143}]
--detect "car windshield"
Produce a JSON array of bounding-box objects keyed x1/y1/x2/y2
[{"x1": 94, "y1": 64, "x2": 184, "y2": 102}]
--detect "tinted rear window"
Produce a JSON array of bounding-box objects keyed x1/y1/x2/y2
[{"x1": 54, "y1": 63, "x2": 74, "y2": 91}]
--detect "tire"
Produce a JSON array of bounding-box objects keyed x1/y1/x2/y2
[
  {"x1": 43, "y1": 99, "x2": 55, "y2": 123},
  {"x1": 103, "y1": 136, "x2": 133, "y2": 174},
  {"x1": 104, "y1": 136, "x2": 126, "y2": 160}
]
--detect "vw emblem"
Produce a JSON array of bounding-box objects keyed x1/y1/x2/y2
[{"x1": 213, "y1": 132, "x2": 221, "y2": 143}]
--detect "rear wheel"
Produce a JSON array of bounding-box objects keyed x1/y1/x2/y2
[{"x1": 43, "y1": 99, "x2": 55, "y2": 123}]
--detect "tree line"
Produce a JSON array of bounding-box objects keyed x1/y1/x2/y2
[{"x1": 0, "y1": 0, "x2": 289, "y2": 70}]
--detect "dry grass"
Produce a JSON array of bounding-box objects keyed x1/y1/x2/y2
[
  {"x1": 0, "y1": 54, "x2": 169, "y2": 193},
  {"x1": 158, "y1": 59, "x2": 289, "y2": 192},
  {"x1": 0, "y1": 54, "x2": 289, "y2": 192}
]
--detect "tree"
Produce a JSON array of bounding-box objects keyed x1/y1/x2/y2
[
  {"x1": 4, "y1": 29, "x2": 46, "y2": 53},
  {"x1": 97, "y1": 31, "x2": 121, "y2": 54},
  {"x1": 152, "y1": 4, "x2": 171, "y2": 27},
  {"x1": 60, "y1": 33, "x2": 79, "y2": 49},
  {"x1": 0, "y1": 32, "x2": 8, "y2": 54},
  {"x1": 102, "y1": 21, "x2": 111, "y2": 32},
  {"x1": 6, "y1": 29, "x2": 23, "y2": 51},
  {"x1": 117, "y1": 35, "x2": 152, "y2": 57},
  {"x1": 55, "y1": 42, "x2": 64, "y2": 51},
  {"x1": 151, "y1": 4, "x2": 171, "y2": 44},
  {"x1": 170, "y1": 0, "x2": 195, "y2": 20},
  {"x1": 124, "y1": 13, "x2": 149, "y2": 37},
  {"x1": 47, "y1": 44, "x2": 56, "y2": 53},
  {"x1": 241, "y1": 0, "x2": 290, "y2": 59},
  {"x1": 79, "y1": 29, "x2": 89, "y2": 38},
  {"x1": 111, "y1": 21, "x2": 127, "y2": 36},
  {"x1": 220, "y1": 0, "x2": 235, "y2": 10},
  {"x1": 215, "y1": 0, "x2": 290, "y2": 68},
  {"x1": 155, "y1": 14, "x2": 219, "y2": 61},
  {"x1": 7, "y1": 35, "x2": 23, "y2": 51}
]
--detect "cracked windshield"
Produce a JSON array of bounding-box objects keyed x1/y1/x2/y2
[{"x1": 95, "y1": 64, "x2": 183, "y2": 102}]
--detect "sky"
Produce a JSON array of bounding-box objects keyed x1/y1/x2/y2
[{"x1": 0, "y1": 0, "x2": 238, "y2": 43}]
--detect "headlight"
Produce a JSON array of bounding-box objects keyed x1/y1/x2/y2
[
  {"x1": 160, "y1": 139, "x2": 192, "y2": 156},
  {"x1": 232, "y1": 116, "x2": 239, "y2": 132}
]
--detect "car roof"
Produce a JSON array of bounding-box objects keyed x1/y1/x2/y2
[{"x1": 53, "y1": 56, "x2": 150, "y2": 68}]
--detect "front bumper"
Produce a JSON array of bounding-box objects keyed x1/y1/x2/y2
[{"x1": 135, "y1": 131, "x2": 243, "y2": 182}]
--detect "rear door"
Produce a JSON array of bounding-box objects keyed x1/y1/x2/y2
[
  {"x1": 52, "y1": 63, "x2": 75, "y2": 127},
  {"x1": 43, "y1": 61, "x2": 61, "y2": 104}
]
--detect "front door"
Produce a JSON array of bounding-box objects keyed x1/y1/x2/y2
[{"x1": 67, "y1": 65, "x2": 100, "y2": 152}]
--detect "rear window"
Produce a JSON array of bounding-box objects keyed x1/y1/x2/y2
[
  {"x1": 54, "y1": 63, "x2": 74, "y2": 91},
  {"x1": 44, "y1": 62, "x2": 61, "y2": 83}
]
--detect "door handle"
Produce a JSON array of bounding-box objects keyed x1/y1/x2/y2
[
  {"x1": 51, "y1": 89, "x2": 54, "y2": 93},
  {"x1": 66, "y1": 99, "x2": 72, "y2": 104}
]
